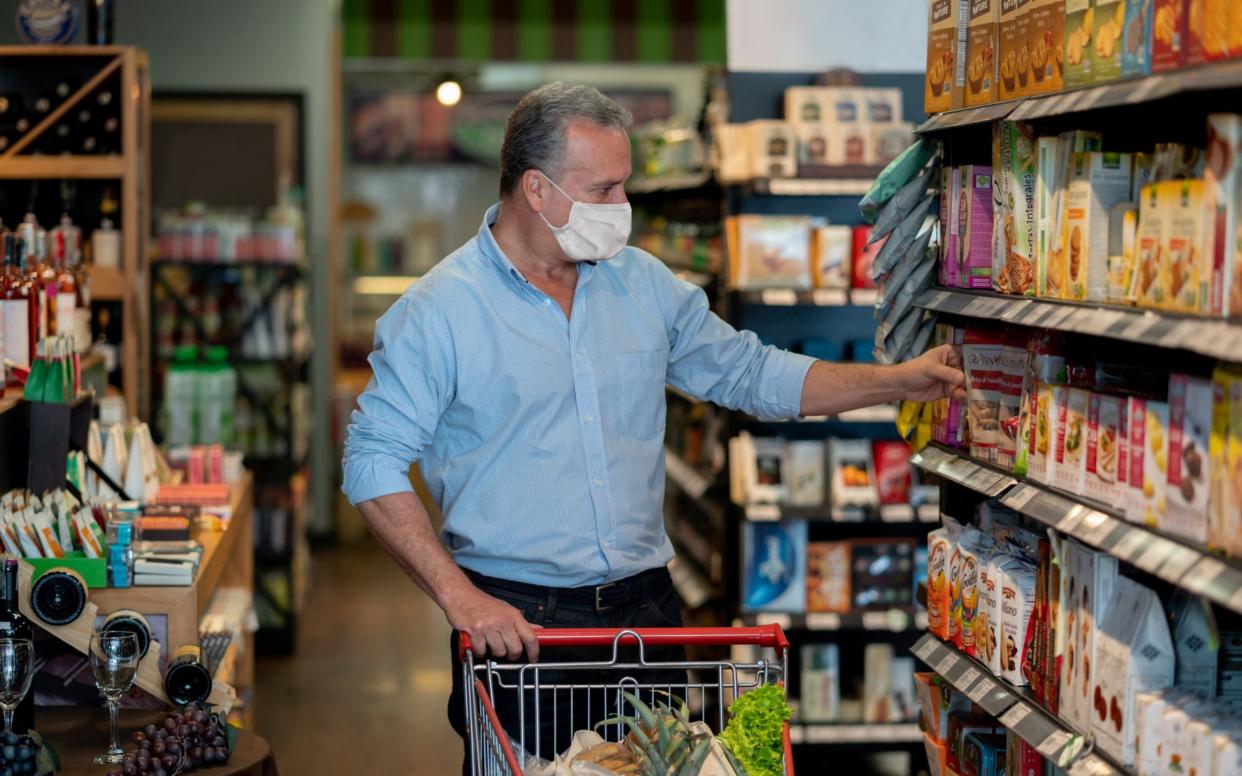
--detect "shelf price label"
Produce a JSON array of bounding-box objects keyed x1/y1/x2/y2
[
  {"x1": 999, "y1": 704, "x2": 1032, "y2": 729},
  {"x1": 1081, "y1": 512, "x2": 1117, "y2": 546},
  {"x1": 1037, "y1": 730, "x2": 1072, "y2": 758},
  {"x1": 913, "y1": 637, "x2": 939, "y2": 662},
  {"x1": 1134, "y1": 539, "x2": 1175, "y2": 574},
  {"x1": 935, "y1": 652, "x2": 958, "y2": 675},
  {"x1": 1110, "y1": 529, "x2": 1149, "y2": 562},
  {"x1": 806, "y1": 613, "x2": 841, "y2": 631},
  {"x1": 761, "y1": 289, "x2": 798, "y2": 306},
  {"x1": 1158, "y1": 546, "x2": 1200, "y2": 583},
  {"x1": 812, "y1": 288, "x2": 848, "y2": 307},
  {"x1": 745, "y1": 504, "x2": 781, "y2": 522},
  {"x1": 956, "y1": 666, "x2": 981, "y2": 690},
  {"x1": 1068, "y1": 754, "x2": 1116, "y2": 776},
  {"x1": 1181, "y1": 557, "x2": 1227, "y2": 595},
  {"x1": 1003, "y1": 485, "x2": 1039, "y2": 511},
  {"x1": 966, "y1": 675, "x2": 995, "y2": 703}
]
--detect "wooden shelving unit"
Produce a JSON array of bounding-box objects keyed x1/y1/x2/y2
[{"x1": 0, "y1": 46, "x2": 151, "y2": 421}]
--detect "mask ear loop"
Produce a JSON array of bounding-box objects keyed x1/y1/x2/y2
[{"x1": 535, "y1": 170, "x2": 576, "y2": 231}]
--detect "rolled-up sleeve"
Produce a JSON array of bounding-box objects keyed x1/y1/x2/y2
[
  {"x1": 658, "y1": 269, "x2": 815, "y2": 420},
  {"x1": 342, "y1": 293, "x2": 456, "y2": 505}
]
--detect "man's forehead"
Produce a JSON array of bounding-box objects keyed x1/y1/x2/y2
[{"x1": 561, "y1": 119, "x2": 630, "y2": 169}]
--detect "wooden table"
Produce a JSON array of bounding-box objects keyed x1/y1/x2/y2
[{"x1": 39, "y1": 707, "x2": 276, "y2": 775}]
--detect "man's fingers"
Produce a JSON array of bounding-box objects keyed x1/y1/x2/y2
[
  {"x1": 499, "y1": 626, "x2": 524, "y2": 661},
  {"x1": 484, "y1": 630, "x2": 508, "y2": 659},
  {"x1": 933, "y1": 362, "x2": 965, "y2": 387},
  {"x1": 516, "y1": 619, "x2": 541, "y2": 663}
]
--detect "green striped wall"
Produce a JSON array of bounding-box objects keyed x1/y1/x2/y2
[{"x1": 341, "y1": 0, "x2": 726, "y2": 63}]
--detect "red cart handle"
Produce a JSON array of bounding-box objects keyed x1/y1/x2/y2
[{"x1": 460, "y1": 625, "x2": 789, "y2": 658}]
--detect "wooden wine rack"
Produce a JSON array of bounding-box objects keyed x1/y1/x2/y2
[{"x1": 0, "y1": 45, "x2": 151, "y2": 421}]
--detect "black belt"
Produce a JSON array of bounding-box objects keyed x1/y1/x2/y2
[{"x1": 464, "y1": 566, "x2": 668, "y2": 612}]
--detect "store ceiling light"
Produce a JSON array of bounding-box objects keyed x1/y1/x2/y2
[{"x1": 435, "y1": 79, "x2": 462, "y2": 107}]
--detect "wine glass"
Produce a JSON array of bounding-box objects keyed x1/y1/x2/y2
[
  {"x1": 90, "y1": 630, "x2": 140, "y2": 765},
  {"x1": 0, "y1": 639, "x2": 34, "y2": 736}
]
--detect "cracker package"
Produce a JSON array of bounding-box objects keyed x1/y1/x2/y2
[
  {"x1": 1060, "y1": 540, "x2": 1120, "y2": 733},
  {"x1": 1133, "y1": 182, "x2": 1170, "y2": 308},
  {"x1": 807, "y1": 541, "x2": 852, "y2": 613},
  {"x1": 1202, "y1": 0, "x2": 1230, "y2": 60},
  {"x1": 1182, "y1": 0, "x2": 1205, "y2": 65},
  {"x1": 1171, "y1": 591, "x2": 1219, "y2": 697},
  {"x1": 998, "y1": 329, "x2": 1030, "y2": 469},
  {"x1": 964, "y1": 329, "x2": 1008, "y2": 465},
  {"x1": 1121, "y1": 0, "x2": 1154, "y2": 76},
  {"x1": 1165, "y1": 374, "x2": 1212, "y2": 545},
  {"x1": 1064, "y1": 0, "x2": 1097, "y2": 87},
  {"x1": 976, "y1": 551, "x2": 1001, "y2": 669},
  {"x1": 1027, "y1": 0, "x2": 1066, "y2": 95},
  {"x1": 998, "y1": 557, "x2": 1037, "y2": 686},
  {"x1": 1151, "y1": 0, "x2": 1187, "y2": 71},
  {"x1": 949, "y1": 532, "x2": 967, "y2": 647},
  {"x1": 993, "y1": 122, "x2": 1038, "y2": 296},
  {"x1": 1048, "y1": 131, "x2": 1104, "y2": 299},
  {"x1": 1055, "y1": 388, "x2": 1091, "y2": 496},
  {"x1": 813, "y1": 225, "x2": 854, "y2": 290},
  {"x1": 1128, "y1": 398, "x2": 1170, "y2": 528},
  {"x1": 1090, "y1": 0, "x2": 1126, "y2": 83},
  {"x1": 745, "y1": 120, "x2": 797, "y2": 179},
  {"x1": 999, "y1": 0, "x2": 1030, "y2": 99},
  {"x1": 1163, "y1": 178, "x2": 1211, "y2": 314},
  {"x1": 961, "y1": 165, "x2": 996, "y2": 289},
  {"x1": 960, "y1": 532, "x2": 996, "y2": 658},
  {"x1": 965, "y1": 0, "x2": 1001, "y2": 106},
  {"x1": 1064, "y1": 151, "x2": 1134, "y2": 302},
  {"x1": 1029, "y1": 343, "x2": 1069, "y2": 484},
  {"x1": 1210, "y1": 365, "x2": 1242, "y2": 557},
  {"x1": 940, "y1": 165, "x2": 962, "y2": 288},
  {"x1": 1085, "y1": 392, "x2": 1125, "y2": 506},
  {"x1": 927, "y1": 525, "x2": 956, "y2": 639},
  {"x1": 1036, "y1": 135, "x2": 1062, "y2": 297},
  {"x1": 1205, "y1": 114, "x2": 1242, "y2": 317},
  {"x1": 1092, "y1": 576, "x2": 1175, "y2": 767},
  {"x1": 1106, "y1": 202, "x2": 1138, "y2": 304}
]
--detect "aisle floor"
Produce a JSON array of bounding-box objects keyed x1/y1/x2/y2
[{"x1": 256, "y1": 538, "x2": 461, "y2": 775}]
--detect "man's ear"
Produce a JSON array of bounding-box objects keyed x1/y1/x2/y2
[{"x1": 521, "y1": 169, "x2": 545, "y2": 213}]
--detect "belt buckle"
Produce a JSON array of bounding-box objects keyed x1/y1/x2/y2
[{"x1": 594, "y1": 582, "x2": 617, "y2": 612}]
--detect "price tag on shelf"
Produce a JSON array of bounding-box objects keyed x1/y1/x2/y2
[
  {"x1": 1181, "y1": 557, "x2": 1228, "y2": 595},
  {"x1": 1080, "y1": 309, "x2": 1126, "y2": 335},
  {"x1": 1045, "y1": 306, "x2": 1079, "y2": 329},
  {"x1": 1081, "y1": 512, "x2": 1117, "y2": 546},
  {"x1": 966, "y1": 675, "x2": 996, "y2": 703},
  {"x1": 1057, "y1": 505, "x2": 1088, "y2": 533},
  {"x1": 1003, "y1": 485, "x2": 1039, "y2": 512},
  {"x1": 1158, "y1": 546, "x2": 1199, "y2": 583},
  {"x1": 1000, "y1": 300, "x2": 1032, "y2": 321},
  {"x1": 957, "y1": 666, "x2": 981, "y2": 691},
  {"x1": 862, "y1": 611, "x2": 889, "y2": 630},
  {"x1": 851, "y1": 289, "x2": 880, "y2": 307},
  {"x1": 880, "y1": 504, "x2": 915, "y2": 523},
  {"x1": 1037, "y1": 730, "x2": 1072, "y2": 758},
  {"x1": 1158, "y1": 320, "x2": 1195, "y2": 348},
  {"x1": 935, "y1": 651, "x2": 958, "y2": 675},
  {"x1": 812, "y1": 288, "x2": 848, "y2": 307},
  {"x1": 745, "y1": 504, "x2": 781, "y2": 522},
  {"x1": 999, "y1": 704, "x2": 1033, "y2": 729},
  {"x1": 1119, "y1": 315, "x2": 1159, "y2": 340},
  {"x1": 1134, "y1": 539, "x2": 1175, "y2": 574},
  {"x1": 806, "y1": 613, "x2": 841, "y2": 631},
  {"x1": 917, "y1": 504, "x2": 941, "y2": 523},
  {"x1": 788, "y1": 725, "x2": 805, "y2": 745},
  {"x1": 914, "y1": 638, "x2": 939, "y2": 662},
  {"x1": 923, "y1": 290, "x2": 952, "y2": 310},
  {"x1": 1110, "y1": 529, "x2": 1149, "y2": 562},
  {"x1": 761, "y1": 289, "x2": 798, "y2": 306}
]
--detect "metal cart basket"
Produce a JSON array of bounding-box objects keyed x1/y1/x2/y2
[{"x1": 461, "y1": 625, "x2": 794, "y2": 776}]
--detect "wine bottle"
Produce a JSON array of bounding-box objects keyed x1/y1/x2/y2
[
  {"x1": 0, "y1": 560, "x2": 36, "y2": 734},
  {"x1": 29, "y1": 566, "x2": 88, "y2": 625},
  {"x1": 87, "y1": 0, "x2": 114, "y2": 45},
  {"x1": 164, "y1": 645, "x2": 212, "y2": 706},
  {"x1": 101, "y1": 609, "x2": 152, "y2": 659},
  {"x1": 1, "y1": 233, "x2": 31, "y2": 370},
  {"x1": 50, "y1": 215, "x2": 78, "y2": 338}
]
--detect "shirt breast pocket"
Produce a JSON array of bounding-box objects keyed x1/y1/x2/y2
[{"x1": 617, "y1": 348, "x2": 668, "y2": 442}]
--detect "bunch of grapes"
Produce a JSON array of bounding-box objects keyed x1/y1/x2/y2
[
  {"x1": 0, "y1": 731, "x2": 43, "y2": 775},
  {"x1": 106, "y1": 704, "x2": 230, "y2": 776}
]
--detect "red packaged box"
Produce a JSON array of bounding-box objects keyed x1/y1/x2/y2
[
  {"x1": 872, "y1": 441, "x2": 913, "y2": 505},
  {"x1": 851, "y1": 225, "x2": 885, "y2": 289},
  {"x1": 1151, "y1": 0, "x2": 1188, "y2": 71}
]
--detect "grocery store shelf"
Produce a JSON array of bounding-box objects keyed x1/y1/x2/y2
[
  {"x1": 152, "y1": 258, "x2": 307, "y2": 273},
  {"x1": 916, "y1": 288, "x2": 1242, "y2": 362},
  {"x1": 758, "y1": 405, "x2": 898, "y2": 426},
  {"x1": 732, "y1": 288, "x2": 871, "y2": 307},
  {"x1": 742, "y1": 608, "x2": 928, "y2": 633},
  {"x1": 744, "y1": 501, "x2": 940, "y2": 524},
  {"x1": 913, "y1": 444, "x2": 1242, "y2": 617},
  {"x1": 789, "y1": 722, "x2": 922, "y2": 745},
  {"x1": 750, "y1": 177, "x2": 877, "y2": 197},
  {"x1": 916, "y1": 59, "x2": 1242, "y2": 133},
  {"x1": 912, "y1": 634, "x2": 1125, "y2": 775},
  {"x1": 626, "y1": 171, "x2": 714, "y2": 194},
  {"x1": 0, "y1": 155, "x2": 127, "y2": 179},
  {"x1": 664, "y1": 448, "x2": 714, "y2": 501}
]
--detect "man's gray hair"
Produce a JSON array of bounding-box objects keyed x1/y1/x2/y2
[{"x1": 499, "y1": 82, "x2": 631, "y2": 197}]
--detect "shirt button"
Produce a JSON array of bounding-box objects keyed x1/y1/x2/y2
[{"x1": 543, "y1": 299, "x2": 550, "y2": 306}]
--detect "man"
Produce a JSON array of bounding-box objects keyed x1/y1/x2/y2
[{"x1": 343, "y1": 82, "x2": 964, "y2": 769}]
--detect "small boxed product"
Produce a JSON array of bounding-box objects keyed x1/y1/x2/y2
[
  {"x1": 965, "y1": 0, "x2": 1001, "y2": 106},
  {"x1": 1055, "y1": 388, "x2": 1091, "y2": 496},
  {"x1": 993, "y1": 121, "x2": 1038, "y2": 296},
  {"x1": 1121, "y1": 0, "x2": 1153, "y2": 76},
  {"x1": 1064, "y1": 0, "x2": 1097, "y2": 87},
  {"x1": 1163, "y1": 178, "x2": 1210, "y2": 314},
  {"x1": 1129, "y1": 398, "x2": 1171, "y2": 528},
  {"x1": 793, "y1": 122, "x2": 832, "y2": 167},
  {"x1": 1135, "y1": 689, "x2": 1198, "y2": 775},
  {"x1": 962, "y1": 165, "x2": 996, "y2": 289},
  {"x1": 742, "y1": 520, "x2": 808, "y2": 613},
  {"x1": 964, "y1": 328, "x2": 1007, "y2": 464},
  {"x1": 800, "y1": 644, "x2": 840, "y2": 721},
  {"x1": 1170, "y1": 591, "x2": 1219, "y2": 697},
  {"x1": 786, "y1": 440, "x2": 826, "y2": 507},
  {"x1": 998, "y1": 330, "x2": 1030, "y2": 469},
  {"x1": 785, "y1": 86, "x2": 827, "y2": 124},
  {"x1": 863, "y1": 643, "x2": 894, "y2": 723},
  {"x1": 729, "y1": 215, "x2": 812, "y2": 290},
  {"x1": 926, "y1": 0, "x2": 969, "y2": 113},
  {"x1": 1089, "y1": 0, "x2": 1126, "y2": 83},
  {"x1": 1205, "y1": 114, "x2": 1242, "y2": 317},
  {"x1": 1030, "y1": 381, "x2": 1064, "y2": 484},
  {"x1": 927, "y1": 525, "x2": 955, "y2": 638},
  {"x1": 829, "y1": 439, "x2": 877, "y2": 513},
  {"x1": 1133, "y1": 182, "x2": 1170, "y2": 308},
  {"x1": 940, "y1": 165, "x2": 962, "y2": 288},
  {"x1": 813, "y1": 225, "x2": 853, "y2": 291},
  {"x1": 863, "y1": 89, "x2": 903, "y2": 125},
  {"x1": 745, "y1": 120, "x2": 797, "y2": 179},
  {"x1": 807, "y1": 541, "x2": 851, "y2": 613},
  {"x1": 822, "y1": 88, "x2": 867, "y2": 125},
  {"x1": 852, "y1": 540, "x2": 916, "y2": 610},
  {"x1": 1085, "y1": 392, "x2": 1125, "y2": 506},
  {"x1": 999, "y1": 0, "x2": 1030, "y2": 99},
  {"x1": 851, "y1": 225, "x2": 885, "y2": 290},
  {"x1": 1027, "y1": 0, "x2": 1066, "y2": 94},
  {"x1": 1165, "y1": 374, "x2": 1212, "y2": 545},
  {"x1": 871, "y1": 123, "x2": 916, "y2": 167},
  {"x1": 924, "y1": 733, "x2": 949, "y2": 776},
  {"x1": 890, "y1": 657, "x2": 917, "y2": 722},
  {"x1": 1036, "y1": 135, "x2": 1062, "y2": 298},
  {"x1": 873, "y1": 441, "x2": 913, "y2": 506},
  {"x1": 998, "y1": 556, "x2": 1037, "y2": 686},
  {"x1": 1201, "y1": 0, "x2": 1230, "y2": 60},
  {"x1": 1207, "y1": 366, "x2": 1235, "y2": 555},
  {"x1": 1092, "y1": 576, "x2": 1175, "y2": 767},
  {"x1": 1048, "y1": 131, "x2": 1104, "y2": 298},
  {"x1": 1064, "y1": 151, "x2": 1133, "y2": 302},
  {"x1": 827, "y1": 123, "x2": 871, "y2": 167},
  {"x1": 1059, "y1": 540, "x2": 1120, "y2": 733},
  {"x1": 1230, "y1": 370, "x2": 1242, "y2": 559},
  {"x1": 1151, "y1": 0, "x2": 1187, "y2": 72},
  {"x1": 714, "y1": 124, "x2": 753, "y2": 183},
  {"x1": 1106, "y1": 202, "x2": 1138, "y2": 304},
  {"x1": 960, "y1": 730, "x2": 1007, "y2": 776},
  {"x1": 1182, "y1": 0, "x2": 1205, "y2": 65},
  {"x1": 976, "y1": 554, "x2": 1001, "y2": 669}
]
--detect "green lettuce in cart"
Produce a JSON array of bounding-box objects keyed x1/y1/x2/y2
[{"x1": 718, "y1": 684, "x2": 791, "y2": 776}]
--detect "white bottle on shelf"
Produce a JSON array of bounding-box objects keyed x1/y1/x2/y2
[{"x1": 91, "y1": 217, "x2": 120, "y2": 269}]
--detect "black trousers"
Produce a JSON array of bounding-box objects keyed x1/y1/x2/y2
[{"x1": 447, "y1": 567, "x2": 689, "y2": 775}]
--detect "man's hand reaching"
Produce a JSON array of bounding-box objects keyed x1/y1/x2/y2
[
  {"x1": 896, "y1": 344, "x2": 967, "y2": 403},
  {"x1": 445, "y1": 584, "x2": 541, "y2": 662}
]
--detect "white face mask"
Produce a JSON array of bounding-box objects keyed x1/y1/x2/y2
[{"x1": 536, "y1": 171, "x2": 631, "y2": 262}]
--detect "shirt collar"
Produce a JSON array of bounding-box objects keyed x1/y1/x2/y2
[{"x1": 478, "y1": 202, "x2": 596, "y2": 288}]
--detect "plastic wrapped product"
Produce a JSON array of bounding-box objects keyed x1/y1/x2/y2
[
  {"x1": 868, "y1": 163, "x2": 940, "y2": 246},
  {"x1": 859, "y1": 138, "x2": 938, "y2": 223},
  {"x1": 876, "y1": 305, "x2": 923, "y2": 364},
  {"x1": 898, "y1": 316, "x2": 937, "y2": 364},
  {"x1": 878, "y1": 253, "x2": 937, "y2": 325},
  {"x1": 876, "y1": 230, "x2": 935, "y2": 315},
  {"x1": 963, "y1": 329, "x2": 1007, "y2": 465},
  {"x1": 872, "y1": 201, "x2": 937, "y2": 280}
]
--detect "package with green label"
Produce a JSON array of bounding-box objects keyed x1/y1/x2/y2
[
  {"x1": 993, "y1": 121, "x2": 1037, "y2": 296},
  {"x1": 1064, "y1": 151, "x2": 1133, "y2": 302}
]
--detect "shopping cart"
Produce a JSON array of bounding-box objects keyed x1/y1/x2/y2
[{"x1": 461, "y1": 625, "x2": 794, "y2": 776}]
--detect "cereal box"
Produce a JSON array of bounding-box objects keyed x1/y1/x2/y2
[
  {"x1": 940, "y1": 165, "x2": 962, "y2": 288},
  {"x1": 999, "y1": 0, "x2": 1030, "y2": 99},
  {"x1": 1163, "y1": 179, "x2": 1210, "y2": 314},
  {"x1": 1133, "y1": 182, "x2": 1170, "y2": 308},
  {"x1": 1064, "y1": 151, "x2": 1133, "y2": 302},
  {"x1": 927, "y1": 0, "x2": 970, "y2": 114},
  {"x1": 1085, "y1": 392, "x2": 1125, "y2": 506},
  {"x1": 1165, "y1": 374, "x2": 1212, "y2": 545},
  {"x1": 962, "y1": 165, "x2": 996, "y2": 289},
  {"x1": 1055, "y1": 388, "x2": 1091, "y2": 496},
  {"x1": 807, "y1": 541, "x2": 851, "y2": 613},
  {"x1": 993, "y1": 122, "x2": 1038, "y2": 296},
  {"x1": 1230, "y1": 0, "x2": 1242, "y2": 58},
  {"x1": 1121, "y1": 0, "x2": 1154, "y2": 76},
  {"x1": 1027, "y1": 0, "x2": 1066, "y2": 94},
  {"x1": 1064, "y1": 0, "x2": 1097, "y2": 87},
  {"x1": 1150, "y1": 0, "x2": 1187, "y2": 71},
  {"x1": 927, "y1": 527, "x2": 954, "y2": 638},
  {"x1": 1090, "y1": 0, "x2": 1126, "y2": 83},
  {"x1": 1205, "y1": 114, "x2": 1242, "y2": 317},
  {"x1": 1092, "y1": 576, "x2": 1175, "y2": 767},
  {"x1": 999, "y1": 557, "x2": 1037, "y2": 686},
  {"x1": 965, "y1": 0, "x2": 1001, "y2": 106}
]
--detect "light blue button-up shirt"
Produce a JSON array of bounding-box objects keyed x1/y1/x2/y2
[{"x1": 342, "y1": 204, "x2": 816, "y2": 587}]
